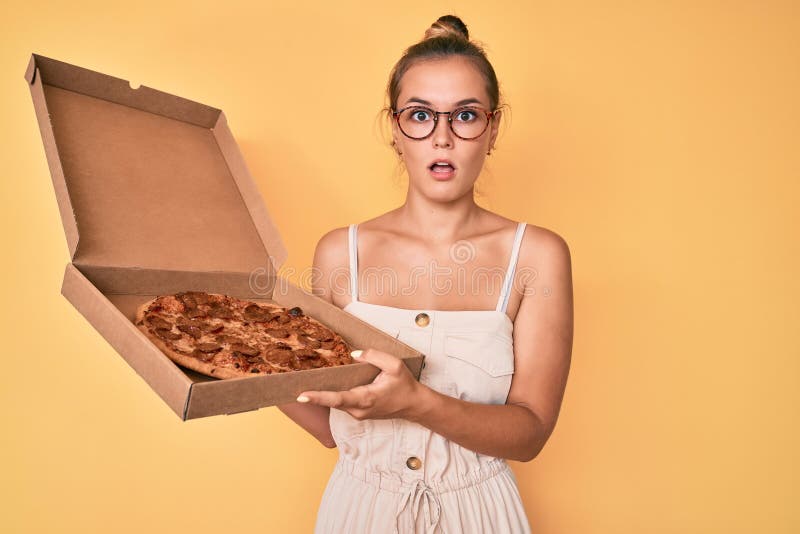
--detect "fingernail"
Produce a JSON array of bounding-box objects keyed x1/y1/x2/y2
[
  {"x1": 351, "y1": 350, "x2": 363, "y2": 358},
  {"x1": 296, "y1": 395, "x2": 310, "y2": 403}
]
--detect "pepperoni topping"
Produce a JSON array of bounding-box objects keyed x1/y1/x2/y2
[
  {"x1": 154, "y1": 327, "x2": 182, "y2": 341},
  {"x1": 299, "y1": 335, "x2": 322, "y2": 349},
  {"x1": 294, "y1": 348, "x2": 319, "y2": 360},
  {"x1": 215, "y1": 334, "x2": 244, "y2": 345},
  {"x1": 176, "y1": 316, "x2": 214, "y2": 331},
  {"x1": 243, "y1": 304, "x2": 271, "y2": 322},
  {"x1": 206, "y1": 323, "x2": 225, "y2": 334},
  {"x1": 190, "y1": 348, "x2": 216, "y2": 362},
  {"x1": 265, "y1": 328, "x2": 290, "y2": 339},
  {"x1": 176, "y1": 292, "x2": 198, "y2": 309},
  {"x1": 192, "y1": 292, "x2": 211, "y2": 305},
  {"x1": 264, "y1": 348, "x2": 294, "y2": 365},
  {"x1": 295, "y1": 358, "x2": 325, "y2": 370},
  {"x1": 302, "y1": 326, "x2": 334, "y2": 341},
  {"x1": 176, "y1": 324, "x2": 202, "y2": 339},
  {"x1": 197, "y1": 342, "x2": 223, "y2": 353},
  {"x1": 185, "y1": 307, "x2": 207, "y2": 319},
  {"x1": 146, "y1": 315, "x2": 172, "y2": 330},
  {"x1": 230, "y1": 343, "x2": 260, "y2": 357},
  {"x1": 208, "y1": 305, "x2": 234, "y2": 320},
  {"x1": 274, "y1": 313, "x2": 292, "y2": 324}
]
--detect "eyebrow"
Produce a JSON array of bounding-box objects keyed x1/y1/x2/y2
[{"x1": 403, "y1": 97, "x2": 484, "y2": 107}]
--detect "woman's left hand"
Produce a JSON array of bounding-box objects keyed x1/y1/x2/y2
[{"x1": 296, "y1": 349, "x2": 423, "y2": 421}]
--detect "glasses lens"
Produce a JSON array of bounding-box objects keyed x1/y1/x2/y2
[
  {"x1": 398, "y1": 107, "x2": 435, "y2": 139},
  {"x1": 451, "y1": 107, "x2": 489, "y2": 140},
  {"x1": 396, "y1": 107, "x2": 490, "y2": 140}
]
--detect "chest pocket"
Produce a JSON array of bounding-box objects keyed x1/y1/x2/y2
[{"x1": 444, "y1": 330, "x2": 515, "y2": 405}]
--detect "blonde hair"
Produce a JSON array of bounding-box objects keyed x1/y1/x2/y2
[{"x1": 386, "y1": 15, "x2": 502, "y2": 111}]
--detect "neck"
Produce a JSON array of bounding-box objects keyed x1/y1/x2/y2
[{"x1": 395, "y1": 187, "x2": 484, "y2": 243}]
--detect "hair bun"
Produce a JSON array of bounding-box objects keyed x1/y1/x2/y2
[{"x1": 424, "y1": 15, "x2": 469, "y2": 40}]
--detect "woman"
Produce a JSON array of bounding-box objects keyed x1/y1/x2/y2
[{"x1": 278, "y1": 15, "x2": 573, "y2": 534}]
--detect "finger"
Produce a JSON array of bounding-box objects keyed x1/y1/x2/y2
[
  {"x1": 297, "y1": 388, "x2": 369, "y2": 409},
  {"x1": 353, "y1": 348, "x2": 404, "y2": 375},
  {"x1": 296, "y1": 390, "x2": 340, "y2": 407}
]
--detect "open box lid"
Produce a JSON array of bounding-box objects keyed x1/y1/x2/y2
[{"x1": 25, "y1": 54, "x2": 287, "y2": 278}]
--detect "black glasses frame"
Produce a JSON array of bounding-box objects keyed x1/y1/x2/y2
[{"x1": 391, "y1": 105, "x2": 497, "y2": 140}]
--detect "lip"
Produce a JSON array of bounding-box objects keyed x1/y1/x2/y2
[
  {"x1": 428, "y1": 159, "x2": 456, "y2": 181},
  {"x1": 429, "y1": 158, "x2": 456, "y2": 169}
]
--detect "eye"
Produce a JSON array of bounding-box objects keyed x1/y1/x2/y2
[
  {"x1": 410, "y1": 108, "x2": 432, "y2": 122},
  {"x1": 454, "y1": 109, "x2": 478, "y2": 122}
]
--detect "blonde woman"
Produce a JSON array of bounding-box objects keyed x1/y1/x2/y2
[{"x1": 279, "y1": 14, "x2": 573, "y2": 534}]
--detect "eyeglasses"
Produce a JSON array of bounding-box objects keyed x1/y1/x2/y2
[{"x1": 392, "y1": 105, "x2": 496, "y2": 140}]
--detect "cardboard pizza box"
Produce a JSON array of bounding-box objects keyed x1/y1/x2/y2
[{"x1": 25, "y1": 53, "x2": 425, "y2": 420}]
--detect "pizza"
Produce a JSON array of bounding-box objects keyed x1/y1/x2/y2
[{"x1": 135, "y1": 291, "x2": 354, "y2": 379}]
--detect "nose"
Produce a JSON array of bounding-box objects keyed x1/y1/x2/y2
[{"x1": 431, "y1": 114, "x2": 453, "y2": 149}]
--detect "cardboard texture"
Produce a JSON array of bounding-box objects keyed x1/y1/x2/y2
[{"x1": 27, "y1": 54, "x2": 425, "y2": 420}]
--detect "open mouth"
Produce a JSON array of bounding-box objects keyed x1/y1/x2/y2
[{"x1": 429, "y1": 161, "x2": 456, "y2": 173}]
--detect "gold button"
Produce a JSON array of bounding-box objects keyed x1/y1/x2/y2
[
  {"x1": 414, "y1": 313, "x2": 430, "y2": 327},
  {"x1": 406, "y1": 456, "x2": 422, "y2": 470}
]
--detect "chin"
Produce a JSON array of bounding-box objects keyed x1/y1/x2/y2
[{"x1": 422, "y1": 183, "x2": 474, "y2": 203}]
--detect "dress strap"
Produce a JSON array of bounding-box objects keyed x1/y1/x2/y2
[
  {"x1": 348, "y1": 224, "x2": 359, "y2": 302},
  {"x1": 496, "y1": 222, "x2": 528, "y2": 313}
]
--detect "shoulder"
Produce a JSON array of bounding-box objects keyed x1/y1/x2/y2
[
  {"x1": 520, "y1": 223, "x2": 571, "y2": 261},
  {"x1": 312, "y1": 226, "x2": 351, "y2": 304},
  {"x1": 313, "y1": 213, "x2": 398, "y2": 270},
  {"x1": 313, "y1": 226, "x2": 350, "y2": 268},
  {"x1": 518, "y1": 223, "x2": 572, "y2": 287}
]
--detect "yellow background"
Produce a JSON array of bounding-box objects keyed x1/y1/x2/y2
[{"x1": 1, "y1": 1, "x2": 798, "y2": 533}]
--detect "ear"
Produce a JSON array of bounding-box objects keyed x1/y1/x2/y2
[
  {"x1": 488, "y1": 109, "x2": 502, "y2": 150},
  {"x1": 390, "y1": 120, "x2": 403, "y2": 154}
]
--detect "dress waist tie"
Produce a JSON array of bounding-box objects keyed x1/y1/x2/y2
[{"x1": 394, "y1": 478, "x2": 445, "y2": 534}]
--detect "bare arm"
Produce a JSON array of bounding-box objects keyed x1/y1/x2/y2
[
  {"x1": 409, "y1": 230, "x2": 573, "y2": 461},
  {"x1": 276, "y1": 402, "x2": 336, "y2": 448},
  {"x1": 276, "y1": 227, "x2": 350, "y2": 449},
  {"x1": 408, "y1": 392, "x2": 541, "y2": 461}
]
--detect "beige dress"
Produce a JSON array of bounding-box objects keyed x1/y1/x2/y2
[{"x1": 314, "y1": 222, "x2": 532, "y2": 534}]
